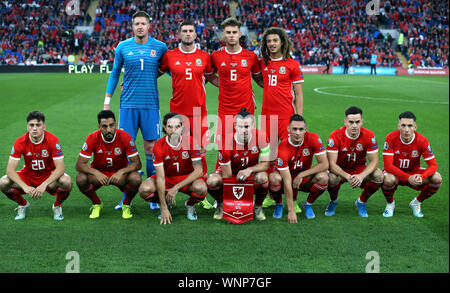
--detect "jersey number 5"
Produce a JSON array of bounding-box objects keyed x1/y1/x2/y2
[{"x1": 186, "y1": 68, "x2": 192, "y2": 80}]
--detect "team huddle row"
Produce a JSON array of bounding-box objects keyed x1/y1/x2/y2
[{"x1": 0, "y1": 106, "x2": 441, "y2": 224}]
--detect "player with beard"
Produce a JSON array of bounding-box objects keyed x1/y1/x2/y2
[
  {"x1": 159, "y1": 20, "x2": 218, "y2": 210},
  {"x1": 75, "y1": 110, "x2": 142, "y2": 219},
  {"x1": 138, "y1": 113, "x2": 208, "y2": 224}
]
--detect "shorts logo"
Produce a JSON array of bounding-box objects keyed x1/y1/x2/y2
[
  {"x1": 196, "y1": 59, "x2": 202, "y2": 66},
  {"x1": 42, "y1": 149, "x2": 48, "y2": 157},
  {"x1": 328, "y1": 138, "x2": 334, "y2": 147},
  {"x1": 241, "y1": 59, "x2": 247, "y2": 67},
  {"x1": 412, "y1": 150, "x2": 419, "y2": 157},
  {"x1": 150, "y1": 50, "x2": 156, "y2": 57},
  {"x1": 277, "y1": 158, "x2": 283, "y2": 166},
  {"x1": 303, "y1": 148, "x2": 310, "y2": 156},
  {"x1": 82, "y1": 143, "x2": 88, "y2": 151},
  {"x1": 182, "y1": 151, "x2": 189, "y2": 159},
  {"x1": 279, "y1": 66, "x2": 286, "y2": 74},
  {"x1": 233, "y1": 186, "x2": 244, "y2": 200},
  {"x1": 356, "y1": 143, "x2": 363, "y2": 151},
  {"x1": 114, "y1": 147, "x2": 121, "y2": 155}
]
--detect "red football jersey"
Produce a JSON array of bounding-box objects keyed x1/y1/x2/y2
[
  {"x1": 260, "y1": 57, "x2": 304, "y2": 119},
  {"x1": 10, "y1": 131, "x2": 64, "y2": 181},
  {"x1": 327, "y1": 127, "x2": 378, "y2": 173},
  {"x1": 79, "y1": 129, "x2": 138, "y2": 172},
  {"x1": 382, "y1": 130, "x2": 435, "y2": 178},
  {"x1": 276, "y1": 132, "x2": 326, "y2": 176},
  {"x1": 153, "y1": 135, "x2": 202, "y2": 177},
  {"x1": 159, "y1": 47, "x2": 212, "y2": 116},
  {"x1": 218, "y1": 130, "x2": 269, "y2": 176},
  {"x1": 211, "y1": 47, "x2": 260, "y2": 115}
]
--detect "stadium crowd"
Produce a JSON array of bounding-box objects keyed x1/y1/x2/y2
[{"x1": 0, "y1": 0, "x2": 447, "y2": 68}]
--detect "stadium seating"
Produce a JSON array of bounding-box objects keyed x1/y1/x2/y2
[{"x1": 0, "y1": 0, "x2": 447, "y2": 68}]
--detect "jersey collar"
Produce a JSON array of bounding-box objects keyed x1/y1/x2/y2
[
  {"x1": 345, "y1": 129, "x2": 360, "y2": 140},
  {"x1": 288, "y1": 136, "x2": 304, "y2": 147},
  {"x1": 225, "y1": 46, "x2": 242, "y2": 55},
  {"x1": 29, "y1": 132, "x2": 45, "y2": 145},
  {"x1": 270, "y1": 56, "x2": 283, "y2": 61},
  {"x1": 234, "y1": 132, "x2": 252, "y2": 146},
  {"x1": 166, "y1": 135, "x2": 182, "y2": 149},
  {"x1": 101, "y1": 131, "x2": 116, "y2": 144},
  {"x1": 400, "y1": 133, "x2": 416, "y2": 145},
  {"x1": 179, "y1": 45, "x2": 197, "y2": 54}
]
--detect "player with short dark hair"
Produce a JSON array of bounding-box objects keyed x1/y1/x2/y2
[
  {"x1": 159, "y1": 19, "x2": 218, "y2": 210},
  {"x1": 325, "y1": 106, "x2": 383, "y2": 218},
  {"x1": 0, "y1": 111, "x2": 72, "y2": 220},
  {"x1": 268, "y1": 114, "x2": 329, "y2": 222},
  {"x1": 381, "y1": 111, "x2": 441, "y2": 217},
  {"x1": 75, "y1": 110, "x2": 142, "y2": 219},
  {"x1": 138, "y1": 113, "x2": 208, "y2": 224},
  {"x1": 104, "y1": 10, "x2": 168, "y2": 211},
  {"x1": 207, "y1": 108, "x2": 271, "y2": 221}
]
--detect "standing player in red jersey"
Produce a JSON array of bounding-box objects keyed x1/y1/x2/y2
[
  {"x1": 75, "y1": 110, "x2": 142, "y2": 219},
  {"x1": 206, "y1": 108, "x2": 271, "y2": 221},
  {"x1": 159, "y1": 20, "x2": 218, "y2": 210},
  {"x1": 259, "y1": 27, "x2": 304, "y2": 142},
  {"x1": 210, "y1": 17, "x2": 262, "y2": 148},
  {"x1": 381, "y1": 111, "x2": 441, "y2": 218},
  {"x1": 268, "y1": 114, "x2": 329, "y2": 222},
  {"x1": 0, "y1": 111, "x2": 72, "y2": 220},
  {"x1": 138, "y1": 113, "x2": 208, "y2": 224},
  {"x1": 325, "y1": 106, "x2": 383, "y2": 218}
]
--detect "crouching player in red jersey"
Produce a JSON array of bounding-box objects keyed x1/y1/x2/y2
[
  {"x1": 75, "y1": 110, "x2": 142, "y2": 219},
  {"x1": 0, "y1": 111, "x2": 72, "y2": 220},
  {"x1": 138, "y1": 113, "x2": 208, "y2": 224},
  {"x1": 325, "y1": 106, "x2": 383, "y2": 218},
  {"x1": 381, "y1": 111, "x2": 441, "y2": 218},
  {"x1": 268, "y1": 114, "x2": 329, "y2": 222},
  {"x1": 206, "y1": 108, "x2": 271, "y2": 221}
]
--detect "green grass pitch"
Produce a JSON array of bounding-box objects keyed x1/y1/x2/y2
[{"x1": 0, "y1": 73, "x2": 448, "y2": 273}]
